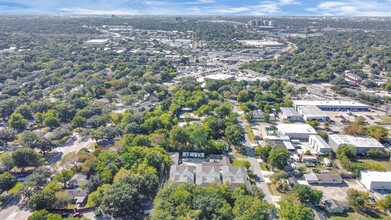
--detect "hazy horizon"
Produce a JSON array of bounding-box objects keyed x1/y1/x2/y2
[{"x1": 1, "y1": 0, "x2": 391, "y2": 16}]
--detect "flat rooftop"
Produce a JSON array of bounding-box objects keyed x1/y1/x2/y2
[
  {"x1": 204, "y1": 74, "x2": 235, "y2": 81},
  {"x1": 309, "y1": 135, "x2": 330, "y2": 149},
  {"x1": 329, "y1": 135, "x2": 384, "y2": 149},
  {"x1": 280, "y1": 107, "x2": 301, "y2": 117},
  {"x1": 360, "y1": 170, "x2": 391, "y2": 182},
  {"x1": 277, "y1": 123, "x2": 317, "y2": 134},
  {"x1": 293, "y1": 100, "x2": 371, "y2": 108},
  {"x1": 298, "y1": 105, "x2": 329, "y2": 117}
]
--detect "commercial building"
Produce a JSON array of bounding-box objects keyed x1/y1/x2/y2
[
  {"x1": 276, "y1": 124, "x2": 317, "y2": 141},
  {"x1": 360, "y1": 170, "x2": 391, "y2": 190},
  {"x1": 204, "y1": 74, "x2": 235, "y2": 81},
  {"x1": 297, "y1": 105, "x2": 330, "y2": 122},
  {"x1": 304, "y1": 173, "x2": 343, "y2": 185},
  {"x1": 84, "y1": 39, "x2": 109, "y2": 45},
  {"x1": 309, "y1": 135, "x2": 332, "y2": 154},
  {"x1": 280, "y1": 107, "x2": 302, "y2": 122},
  {"x1": 328, "y1": 135, "x2": 385, "y2": 154},
  {"x1": 293, "y1": 100, "x2": 371, "y2": 112}
]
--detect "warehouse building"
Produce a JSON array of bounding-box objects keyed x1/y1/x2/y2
[
  {"x1": 309, "y1": 135, "x2": 332, "y2": 154},
  {"x1": 280, "y1": 107, "x2": 302, "y2": 122},
  {"x1": 276, "y1": 124, "x2": 317, "y2": 141},
  {"x1": 293, "y1": 100, "x2": 371, "y2": 112},
  {"x1": 297, "y1": 105, "x2": 330, "y2": 122},
  {"x1": 328, "y1": 135, "x2": 385, "y2": 154},
  {"x1": 304, "y1": 173, "x2": 343, "y2": 185},
  {"x1": 360, "y1": 171, "x2": 391, "y2": 190}
]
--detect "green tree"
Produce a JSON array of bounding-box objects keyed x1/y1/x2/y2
[
  {"x1": 101, "y1": 173, "x2": 158, "y2": 218},
  {"x1": 336, "y1": 144, "x2": 357, "y2": 161},
  {"x1": 12, "y1": 148, "x2": 40, "y2": 171},
  {"x1": 366, "y1": 149, "x2": 385, "y2": 158},
  {"x1": 0, "y1": 172, "x2": 16, "y2": 192},
  {"x1": 225, "y1": 124, "x2": 244, "y2": 145},
  {"x1": 19, "y1": 131, "x2": 39, "y2": 148},
  {"x1": 268, "y1": 147, "x2": 289, "y2": 170},
  {"x1": 379, "y1": 193, "x2": 391, "y2": 211},
  {"x1": 347, "y1": 188, "x2": 370, "y2": 211},
  {"x1": 278, "y1": 196, "x2": 314, "y2": 220},
  {"x1": 35, "y1": 138, "x2": 56, "y2": 155},
  {"x1": 28, "y1": 209, "x2": 49, "y2": 220},
  {"x1": 0, "y1": 128, "x2": 17, "y2": 147},
  {"x1": 169, "y1": 126, "x2": 189, "y2": 150},
  {"x1": 270, "y1": 171, "x2": 289, "y2": 183},
  {"x1": 9, "y1": 113, "x2": 28, "y2": 130},
  {"x1": 28, "y1": 190, "x2": 56, "y2": 211},
  {"x1": 0, "y1": 152, "x2": 14, "y2": 171},
  {"x1": 53, "y1": 170, "x2": 74, "y2": 188},
  {"x1": 71, "y1": 115, "x2": 87, "y2": 128},
  {"x1": 43, "y1": 116, "x2": 60, "y2": 130},
  {"x1": 366, "y1": 125, "x2": 388, "y2": 141},
  {"x1": 254, "y1": 145, "x2": 272, "y2": 160},
  {"x1": 306, "y1": 121, "x2": 320, "y2": 128},
  {"x1": 291, "y1": 184, "x2": 323, "y2": 205}
]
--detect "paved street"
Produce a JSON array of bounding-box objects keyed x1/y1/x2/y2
[{"x1": 232, "y1": 101, "x2": 279, "y2": 206}]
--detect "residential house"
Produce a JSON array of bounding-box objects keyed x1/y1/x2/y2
[
  {"x1": 169, "y1": 165, "x2": 195, "y2": 184},
  {"x1": 195, "y1": 165, "x2": 221, "y2": 186},
  {"x1": 325, "y1": 199, "x2": 349, "y2": 214},
  {"x1": 69, "y1": 173, "x2": 88, "y2": 189},
  {"x1": 304, "y1": 173, "x2": 343, "y2": 185},
  {"x1": 221, "y1": 166, "x2": 251, "y2": 189}
]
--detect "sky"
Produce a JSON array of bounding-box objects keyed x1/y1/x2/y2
[{"x1": 1, "y1": 0, "x2": 391, "y2": 16}]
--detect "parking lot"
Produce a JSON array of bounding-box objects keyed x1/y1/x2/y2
[
  {"x1": 325, "y1": 110, "x2": 383, "y2": 126},
  {"x1": 310, "y1": 179, "x2": 367, "y2": 201}
]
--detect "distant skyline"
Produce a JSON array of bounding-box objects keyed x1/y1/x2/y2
[{"x1": 1, "y1": 0, "x2": 391, "y2": 16}]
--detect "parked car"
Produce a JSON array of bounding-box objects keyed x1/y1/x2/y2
[{"x1": 71, "y1": 212, "x2": 83, "y2": 217}]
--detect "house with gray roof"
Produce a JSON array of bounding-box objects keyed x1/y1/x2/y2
[
  {"x1": 195, "y1": 165, "x2": 221, "y2": 186},
  {"x1": 221, "y1": 166, "x2": 251, "y2": 189},
  {"x1": 169, "y1": 165, "x2": 195, "y2": 184}
]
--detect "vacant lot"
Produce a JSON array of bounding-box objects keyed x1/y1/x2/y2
[
  {"x1": 358, "y1": 159, "x2": 391, "y2": 171},
  {"x1": 310, "y1": 179, "x2": 366, "y2": 201},
  {"x1": 328, "y1": 211, "x2": 391, "y2": 220}
]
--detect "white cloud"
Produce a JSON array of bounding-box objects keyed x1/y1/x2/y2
[{"x1": 307, "y1": 0, "x2": 391, "y2": 16}]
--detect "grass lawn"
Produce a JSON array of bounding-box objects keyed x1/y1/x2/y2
[
  {"x1": 266, "y1": 183, "x2": 285, "y2": 197},
  {"x1": 358, "y1": 159, "x2": 391, "y2": 171},
  {"x1": 232, "y1": 160, "x2": 250, "y2": 169},
  {"x1": 9, "y1": 182, "x2": 23, "y2": 196},
  {"x1": 328, "y1": 210, "x2": 391, "y2": 220},
  {"x1": 378, "y1": 115, "x2": 391, "y2": 125},
  {"x1": 245, "y1": 125, "x2": 255, "y2": 143},
  {"x1": 259, "y1": 162, "x2": 269, "y2": 171},
  {"x1": 229, "y1": 145, "x2": 246, "y2": 159}
]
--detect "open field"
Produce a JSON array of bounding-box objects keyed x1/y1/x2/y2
[
  {"x1": 358, "y1": 159, "x2": 391, "y2": 171},
  {"x1": 378, "y1": 115, "x2": 391, "y2": 125}
]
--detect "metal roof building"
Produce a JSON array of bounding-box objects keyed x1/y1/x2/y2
[
  {"x1": 293, "y1": 100, "x2": 371, "y2": 111},
  {"x1": 309, "y1": 135, "x2": 332, "y2": 154},
  {"x1": 328, "y1": 135, "x2": 385, "y2": 154},
  {"x1": 280, "y1": 107, "x2": 302, "y2": 122},
  {"x1": 297, "y1": 105, "x2": 330, "y2": 122},
  {"x1": 360, "y1": 170, "x2": 391, "y2": 190},
  {"x1": 277, "y1": 124, "x2": 317, "y2": 141}
]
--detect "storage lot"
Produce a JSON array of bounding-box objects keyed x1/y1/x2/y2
[{"x1": 310, "y1": 179, "x2": 367, "y2": 201}]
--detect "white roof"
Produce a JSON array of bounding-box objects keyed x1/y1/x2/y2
[
  {"x1": 280, "y1": 107, "x2": 301, "y2": 117},
  {"x1": 360, "y1": 170, "x2": 391, "y2": 183},
  {"x1": 293, "y1": 100, "x2": 370, "y2": 108},
  {"x1": 204, "y1": 74, "x2": 235, "y2": 81},
  {"x1": 85, "y1": 39, "x2": 109, "y2": 44},
  {"x1": 329, "y1": 135, "x2": 384, "y2": 149},
  {"x1": 298, "y1": 105, "x2": 329, "y2": 118},
  {"x1": 277, "y1": 124, "x2": 316, "y2": 134},
  {"x1": 309, "y1": 135, "x2": 331, "y2": 149}
]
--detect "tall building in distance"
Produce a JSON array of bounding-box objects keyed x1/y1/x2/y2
[{"x1": 248, "y1": 20, "x2": 274, "y2": 28}]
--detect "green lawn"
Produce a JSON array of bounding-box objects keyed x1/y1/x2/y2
[
  {"x1": 378, "y1": 115, "x2": 391, "y2": 125},
  {"x1": 259, "y1": 162, "x2": 269, "y2": 171},
  {"x1": 232, "y1": 160, "x2": 250, "y2": 169},
  {"x1": 245, "y1": 125, "x2": 255, "y2": 143},
  {"x1": 328, "y1": 211, "x2": 391, "y2": 220},
  {"x1": 358, "y1": 159, "x2": 391, "y2": 171}
]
